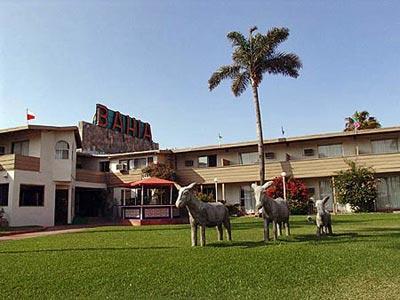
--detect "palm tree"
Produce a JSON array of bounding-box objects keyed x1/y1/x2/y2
[
  {"x1": 344, "y1": 111, "x2": 381, "y2": 132},
  {"x1": 208, "y1": 26, "x2": 302, "y2": 184}
]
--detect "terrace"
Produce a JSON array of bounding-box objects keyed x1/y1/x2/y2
[{"x1": 0, "y1": 154, "x2": 40, "y2": 172}]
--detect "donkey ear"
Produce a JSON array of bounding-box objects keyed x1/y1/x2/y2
[
  {"x1": 262, "y1": 181, "x2": 273, "y2": 190},
  {"x1": 174, "y1": 183, "x2": 182, "y2": 190},
  {"x1": 186, "y1": 182, "x2": 196, "y2": 190},
  {"x1": 251, "y1": 183, "x2": 257, "y2": 190},
  {"x1": 322, "y1": 196, "x2": 330, "y2": 204}
]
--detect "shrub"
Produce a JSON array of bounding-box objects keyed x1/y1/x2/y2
[
  {"x1": 334, "y1": 160, "x2": 377, "y2": 212},
  {"x1": 194, "y1": 192, "x2": 215, "y2": 203},
  {"x1": 142, "y1": 163, "x2": 176, "y2": 180},
  {"x1": 266, "y1": 176, "x2": 309, "y2": 215}
]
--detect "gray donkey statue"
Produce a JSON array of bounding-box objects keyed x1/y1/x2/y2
[
  {"x1": 251, "y1": 181, "x2": 290, "y2": 242},
  {"x1": 175, "y1": 182, "x2": 232, "y2": 247},
  {"x1": 315, "y1": 196, "x2": 333, "y2": 237}
]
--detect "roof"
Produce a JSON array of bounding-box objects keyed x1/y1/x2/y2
[
  {"x1": 172, "y1": 126, "x2": 400, "y2": 153},
  {"x1": 127, "y1": 177, "x2": 176, "y2": 188},
  {"x1": 77, "y1": 149, "x2": 172, "y2": 158},
  {"x1": 0, "y1": 125, "x2": 82, "y2": 148}
]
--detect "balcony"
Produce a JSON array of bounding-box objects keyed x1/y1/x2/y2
[
  {"x1": 0, "y1": 154, "x2": 40, "y2": 172},
  {"x1": 108, "y1": 169, "x2": 143, "y2": 187},
  {"x1": 176, "y1": 152, "x2": 400, "y2": 185},
  {"x1": 75, "y1": 169, "x2": 107, "y2": 184},
  {"x1": 75, "y1": 168, "x2": 144, "y2": 187}
]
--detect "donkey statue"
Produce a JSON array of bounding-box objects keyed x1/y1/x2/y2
[
  {"x1": 315, "y1": 196, "x2": 333, "y2": 237},
  {"x1": 175, "y1": 182, "x2": 232, "y2": 247},
  {"x1": 251, "y1": 181, "x2": 290, "y2": 242}
]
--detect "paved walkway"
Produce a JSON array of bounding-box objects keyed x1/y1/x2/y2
[{"x1": 0, "y1": 224, "x2": 115, "y2": 242}]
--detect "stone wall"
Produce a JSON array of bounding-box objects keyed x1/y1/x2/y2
[{"x1": 79, "y1": 121, "x2": 159, "y2": 154}]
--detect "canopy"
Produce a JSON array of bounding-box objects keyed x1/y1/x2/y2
[{"x1": 127, "y1": 177, "x2": 176, "y2": 188}]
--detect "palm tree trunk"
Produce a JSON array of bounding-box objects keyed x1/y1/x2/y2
[{"x1": 251, "y1": 84, "x2": 265, "y2": 184}]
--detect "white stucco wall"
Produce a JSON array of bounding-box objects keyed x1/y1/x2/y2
[{"x1": 0, "y1": 129, "x2": 78, "y2": 227}]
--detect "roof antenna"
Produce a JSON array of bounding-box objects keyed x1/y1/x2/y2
[{"x1": 218, "y1": 133, "x2": 223, "y2": 147}]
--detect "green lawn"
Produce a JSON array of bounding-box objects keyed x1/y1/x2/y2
[{"x1": 0, "y1": 214, "x2": 399, "y2": 299}]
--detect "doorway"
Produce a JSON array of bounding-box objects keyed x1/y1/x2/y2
[{"x1": 55, "y1": 189, "x2": 69, "y2": 225}]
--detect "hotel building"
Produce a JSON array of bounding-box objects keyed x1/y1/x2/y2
[{"x1": 1, "y1": 105, "x2": 400, "y2": 226}]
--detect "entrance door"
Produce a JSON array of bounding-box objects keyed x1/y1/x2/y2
[
  {"x1": 241, "y1": 186, "x2": 256, "y2": 214},
  {"x1": 55, "y1": 189, "x2": 69, "y2": 225}
]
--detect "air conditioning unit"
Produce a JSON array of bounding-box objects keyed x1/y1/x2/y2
[
  {"x1": 116, "y1": 163, "x2": 128, "y2": 171},
  {"x1": 303, "y1": 148, "x2": 315, "y2": 157}
]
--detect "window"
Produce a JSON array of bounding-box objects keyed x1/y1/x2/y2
[
  {"x1": 303, "y1": 148, "x2": 315, "y2": 157},
  {"x1": 147, "y1": 157, "x2": 154, "y2": 165},
  {"x1": 198, "y1": 155, "x2": 217, "y2": 168},
  {"x1": 99, "y1": 161, "x2": 110, "y2": 172},
  {"x1": 55, "y1": 141, "x2": 69, "y2": 159},
  {"x1": 117, "y1": 160, "x2": 129, "y2": 171},
  {"x1": 19, "y1": 185, "x2": 44, "y2": 206},
  {"x1": 239, "y1": 152, "x2": 258, "y2": 165},
  {"x1": 318, "y1": 144, "x2": 343, "y2": 158},
  {"x1": 0, "y1": 184, "x2": 9, "y2": 206},
  {"x1": 198, "y1": 156, "x2": 208, "y2": 168},
  {"x1": 371, "y1": 139, "x2": 398, "y2": 154},
  {"x1": 12, "y1": 140, "x2": 29, "y2": 156},
  {"x1": 0, "y1": 146, "x2": 5, "y2": 155},
  {"x1": 133, "y1": 158, "x2": 147, "y2": 169},
  {"x1": 265, "y1": 152, "x2": 275, "y2": 160},
  {"x1": 308, "y1": 187, "x2": 315, "y2": 198},
  {"x1": 185, "y1": 160, "x2": 194, "y2": 167},
  {"x1": 319, "y1": 179, "x2": 333, "y2": 210}
]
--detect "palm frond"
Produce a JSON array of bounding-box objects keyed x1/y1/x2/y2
[
  {"x1": 252, "y1": 27, "x2": 289, "y2": 61},
  {"x1": 231, "y1": 71, "x2": 250, "y2": 97},
  {"x1": 261, "y1": 52, "x2": 302, "y2": 78},
  {"x1": 208, "y1": 65, "x2": 241, "y2": 91},
  {"x1": 227, "y1": 31, "x2": 248, "y2": 49}
]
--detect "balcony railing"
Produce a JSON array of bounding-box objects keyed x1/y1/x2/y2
[
  {"x1": 0, "y1": 154, "x2": 40, "y2": 172},
  {"x1": 75, "y1": 169, "x2": 107, "y2": 184},
  {"x1": 176, "y1": 152, "x2": 400, "y2": 184},
  {"x1": 108, "y1": 169, "x2": 143, "y2": 187},
  {"x1": 75, "y1": 168, "x2": 143, "y2": 186}
]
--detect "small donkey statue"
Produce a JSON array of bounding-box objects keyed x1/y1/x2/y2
[
  {"x1": 315, "y1": 196, "x2": 333, "y2": 237},
  {"x1": 251, "y1": 181, "x2": 290, "y2": 242},
  {"x1": 175, "y1": 182, "x2": 232, "y2": 247}
]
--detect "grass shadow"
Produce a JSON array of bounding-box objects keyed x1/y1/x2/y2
[{"x1": 207, "y1": 240, "x2": 267, "y2": 248}]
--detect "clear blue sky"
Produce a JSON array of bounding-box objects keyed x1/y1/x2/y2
[{"x1": 1, "y1": 1, "x2": 399, "y2": 148}]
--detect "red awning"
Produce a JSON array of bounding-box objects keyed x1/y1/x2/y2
[{"x1": 127, "y1": 177, "x2": 176, "y2": 188}]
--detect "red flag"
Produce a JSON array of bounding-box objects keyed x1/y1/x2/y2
[{"x1": 27, "y1": 110, "x2": 36, "y2": 121}]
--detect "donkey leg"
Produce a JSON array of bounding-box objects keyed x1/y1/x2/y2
[
  {"x1": 200, "y1": 225, "x2": 206, "y2": 247},
  {"x1": 277, "y1": 223, "x2": 282, "y2": 237},
  {"x1": 316, "y1": 226, "x2": 321, "y2": 238},
  {"x1": 191, "y1": 224, "x2": 198, "y2": 246},
  {"x1": 264, "y1": 218, "x2": 269, "y2": 242},
  {"x1": 272, "y1": 221, "x2": 278, "y2": 241},
  {"x1": 217, "y1": 224, "x2": 223, "y2": 241},
  {"x1": 285, "y1": 222, "x2": 290, "y2": 236},
  {"x1": 328, "y1": 224, "x2": 333, "y2": 235},
  {"x1": 224, "y1": 219, "x2": 232, "y2": 241}
]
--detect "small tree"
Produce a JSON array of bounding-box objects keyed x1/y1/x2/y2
[
  {"x1": 344, "y1": 110, "x2": 381, "y2": 131},
  {"x1": 266, "y1": 176, "x2": 309, "y2": 214},
  {"x1": 334, "y1": 160, "x2": 377, "y2": 212},
  {"x1": 142, "y1": 163, "x2": 176, "y2": 181}
]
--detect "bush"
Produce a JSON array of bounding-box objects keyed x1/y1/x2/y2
[
  {"x1": 194, "y1": 192, "x2": 215, "y2": 202},
  {"x1": 226, "y1": 203, "x2": 245, "y2": 216},
  {"x1": 334, "y1": 160, "x2": 377, "y2": 212},
  {"x1": 266, "y1": 176, "x2": 309, "y2": 215},
  {"x1": 142, "y1": 163, "x2": 176, "y2": 180}
]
